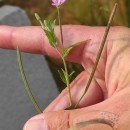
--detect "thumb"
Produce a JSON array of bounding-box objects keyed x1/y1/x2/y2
[
  {"x1": 23, "y1": 110, "x2": 70, "y2": 130},
  {"x1": 23, "y1": 108, "x2": 114, "y2": 130}
]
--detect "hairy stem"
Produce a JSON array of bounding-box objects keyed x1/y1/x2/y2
[
  {"x1": 62, "y1": 57, "x2": 73, "y2": 106},
  {"x1": 57, "y1": 6, "x2": 73, "y2": 107},
  {"x1": 75, "y1": 3, "x2": 118, "y2": 108},
  {"x1": 57, "y1": 7, "x2": 64, "y2": 51},
  {"x1": 55, "y1": 47, "x2": 73, "y2": 107},
  {"x1": 17, "y1": 47, "x2": 42, "y2": 113}
]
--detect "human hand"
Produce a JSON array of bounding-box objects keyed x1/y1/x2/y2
[{"x1": 0, "y1": 25, "x2": 130, "y2": 130}]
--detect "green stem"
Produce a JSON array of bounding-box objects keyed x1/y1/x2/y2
[
  {"x1": 55, "y1": 47, "x2": 72, "y2": 107},
  {"x1": 62, "y1": 57, "x2": 72, "y2": 107},
  {"x1": 17, "y1": 47, "x2": 42, "y2": 113},
  {"x1": 57, "y1": 6, "x2": 64, "y2": 51},
  {"x1": 75, "y1": 3, "x2": 118, "y2": 108},
  {"x1": 57, "y1": 6, "x2": 73, "y2": 107}
]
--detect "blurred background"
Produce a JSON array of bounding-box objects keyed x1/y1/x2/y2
[
  {"x1": 0, "y1": 0, "x2": 129, "y2": 91},
  {"x1": 0, "y1": 0, "x2": 130, "y2": 129},
  {"x1": 0, "y1": 0, "x2": 129, "y2": 26}
]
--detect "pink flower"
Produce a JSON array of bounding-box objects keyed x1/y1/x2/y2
[{"x1": 52, "y1": 0, "x2": 66, "y2": 6}]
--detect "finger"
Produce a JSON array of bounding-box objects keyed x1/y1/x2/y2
[
  {"x1": 23, "y1": 110, "x2": 100, "y2": 130},
  {"x1": 23, "y1": 99, "x2": 117, "y2": 130},
  {"x1": 0, "y1": 25, "x2": 106, "y2": 63},
  {"x1": 24, "y1": 110, "x2": 69, "y2": 130},
  {"x1": 24, "y1": 88, "x2": 130, "y2": 130},
  {"x1": 44, "y1": 71, "x2": 105, "y2": 112}
]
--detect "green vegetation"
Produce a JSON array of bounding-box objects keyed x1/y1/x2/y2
[{"x1": 2, "y1": 0, "x2": 130, "y2": 26}]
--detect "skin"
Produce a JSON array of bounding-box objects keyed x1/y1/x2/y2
[{"x1": 0, "y1": 25, "x2": 130, "y2": 130}]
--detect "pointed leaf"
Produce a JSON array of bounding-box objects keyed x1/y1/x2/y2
[
  {"x1": 35, "y1": 13, "x2": 41, "y2": 21},
  {"x1": 69, "y1": 71, "x2": 75, "y2": 78},
  {"x1": 42, "y1": 19, "x2": 57, "y2": 48},
  {"x1": 61, "y1": 68, "x2": 68, "y2": 83},
  {"x1": 63, "y1": 47, "x2": 73, "y2": 57},
  {"x1": 44, "y1": 19, "x2": 56, "y2": 32},
  {"x1": 51, "y1": 19, "x2": 56, "y2": 31},
  {"x1": 63, "y1": 39, "x2": 91, "y2": 57},
  {"x1": 44, "y1": 29, "x2": 56, "y2": 48},
  {"x1": 58, "y1": 69, "x2": 67, "y2": 85},
  {"x1": 48, "y1": 20, "x2": 53, "y2": 31},
  {"x1": 69, "y1": 39, "x2": 91, "y2": 48},
  {"x1": 44, "y1": 20, "x2": 47, "y2": 27},
  {"x1": 35, "y1": 13, "x2": 45, "y2": 29}
]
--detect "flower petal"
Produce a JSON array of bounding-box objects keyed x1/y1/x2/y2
[
  {"x1": 52, "y1": 3, "x2": 57, "y2": 6},
  {"x1": 60, "y1": 0, "x2": 65, "y2": 4},
  {"x1": 52, "y1": 0, "x2": 65, "y2": 6},
  {"x1": 52, "y1": 0, "x2": 57, "y2": 2}
]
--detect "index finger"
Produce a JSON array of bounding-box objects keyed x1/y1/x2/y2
[{"x1": 0, "y1": 25, "x2": 91, "y2": 63}]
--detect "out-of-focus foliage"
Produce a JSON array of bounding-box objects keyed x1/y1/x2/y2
[
  {"x1": 1, "y1": 0, "x2": 130, "y2": 27},
  {"x1": 1, "y1": 0, "x2": 130, "y2": 91}
]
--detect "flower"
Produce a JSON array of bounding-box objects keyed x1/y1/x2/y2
[{"x1": 52, "y1": 0, "x2": 66, "y2": 6}]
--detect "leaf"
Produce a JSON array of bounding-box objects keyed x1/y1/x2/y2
[
  {"x1": 52, "y1": 20, "x2": 56, "y2": 30},
  {"x1": 42, "y1": 19, "x2": 57, "y2": 48},
  {"x1": 35, "y1": 13, "x2": 41, "y2": 21},
  {"x1": 63, "y1": 39, "x2": 91, "y2": 57},
  {"x1": 51, "y1": 19, "x2": 56, "y2": 32},
  {"x1": 58, "y1": 69, "x2": 67, "y2": 85},
  {"x1": 44, "y1": 20, "x2": 47, "y2": 27},
  {"x1": 69, "y1": 39, "x2": 91, "y2": 48},
  {"x1": 63, "y1": 47, "x2": 73, "y2": 57},
  {"x1": 69, "y1": 71, "x2": 75, "y2": 78},
  {"x1": 44, "y1": 19, "x2": 56, "y2": 32},
  {"x1": 35, "y1": 17, "x2": 57, "y2": 48},
  {"x1": 65, "y1": 105, "x2": 75, "y2": 110},
  {"x1": 35, "y1": 13, "x2": 45, "y2": 29},
  {"x1": 44, "y1": 29, "x2": 56, "y2": 48},
  {"x1": 47, "y1": 20, "x2": 53, "y2": 31},
  {"x1": 58, "y1": 69, "x2": 74, "y2": 85},
  {"x1": 61, "y1": 68, "x2": 68, "y2": 82}
]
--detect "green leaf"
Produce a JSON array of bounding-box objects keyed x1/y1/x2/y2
[
  {"x1": 35, "y1": 13, "x2": 45, "y2": 29},
  {"x1": 35, "y1": 17, "x2": 57, "y2": 48},
  {"x1": 63, "y1": 47, "x2": 73, "y2": 57},
  {"x1": 44, "y1": 19, "x2": 56, "y2": 32},
  {"x1": 63, "y1": 39, "x2": 90, "y2": 57},
  {"x1": 35, "y1": 13, "x2": 41, "y2": 21},
  {"x1": 44, "y1": 20, "x2": 47, "y2": 27},
  {"x1": 42, "y1": 19, "x2": 57, "y2": 48},
  {"x1": 69, "y1": 39, "x2": 90, "y2": 48},
  {"x1": 52, "y1": 20, "x2": 56, "y2": 29},
  {"x1": 61, "y1": 68, "x2": 68, "y2": 82},
  {"x1": 44, "y1": 29, "x2": 56, "y2": 48},
  {"x1": 69, "y1": 71, "x2": 75, "y2": 78},
  {"x1": 47, "y1": 20, "x2": 53, "y2": 31},
  {"x1": 65, "y1": 105, "x2": 75, "y2": 110},
  {"x1": 58, "y1": 68, "x2": 68, "y2": 85},
  {"x1": 44, "y1": 30, "x2": 53, "y2": 42}
]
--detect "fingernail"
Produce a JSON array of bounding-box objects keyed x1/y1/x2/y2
[{"x1": 24, "y1": 119, "x2": 48, "y2": 130}]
